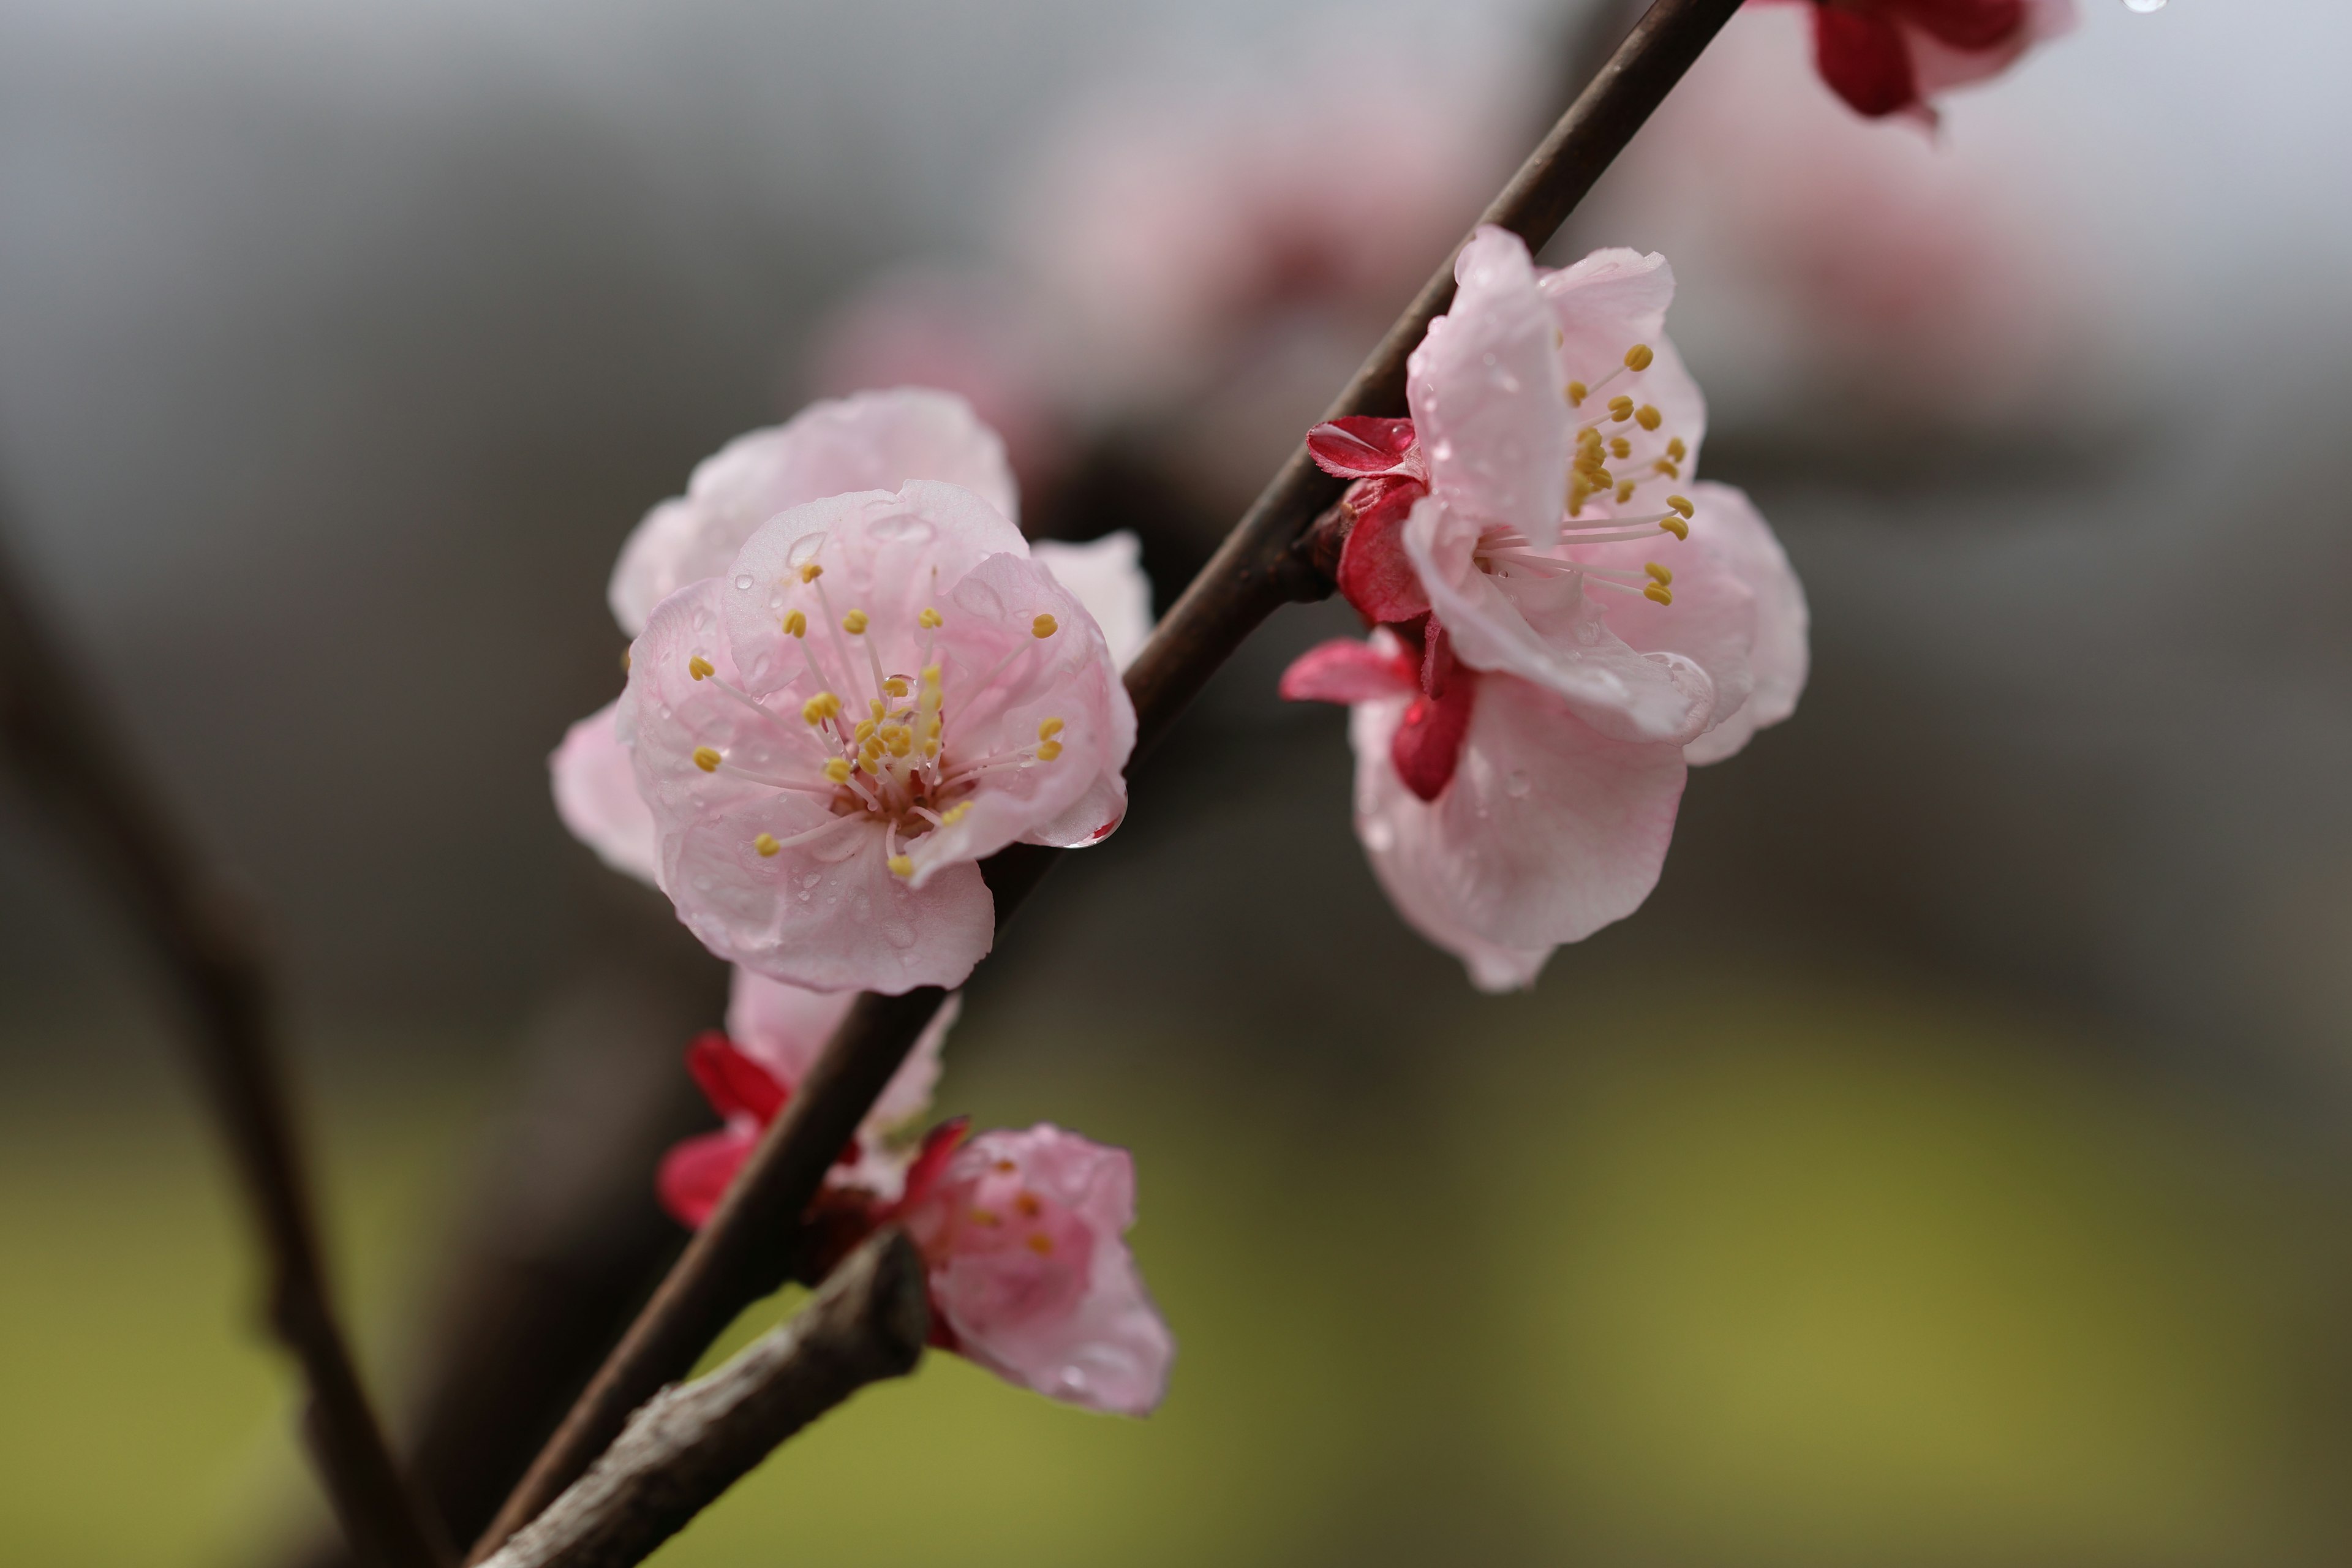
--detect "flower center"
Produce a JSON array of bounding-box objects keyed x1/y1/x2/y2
[
  {"x1": 684, "y1": 560, "x2": 1068, "y2": 877},
  {"x1": 1471, "y1": 340, "x2": 1700, "y2": 606}
]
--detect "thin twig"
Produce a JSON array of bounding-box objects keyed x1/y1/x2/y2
[
  {"x1": 472, "y1": 0, "x2": 1744, "y2": 1555},
  {"x1": 0, "y1": 515, "x2": 450, "y2": 1568},
  {"x1": 478, "y1": 1230, "x2": 927, "y2": 1568}
]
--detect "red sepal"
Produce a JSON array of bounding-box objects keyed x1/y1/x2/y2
[
  {"x1": 1307, "y1": 417, "x2": 1419, "y2": 478},
  {"x1": 656, "y1": 1126, "x2": 755, "y2": 1229},
  {"x1": 1280, "y1": 638, "x2": 1419, "y2": 706},
  {"x1": 1888, "y1": 0, "x2": 2024, "y2": 50},
  {"x1": 888, "y1": 1116, "x2": 972, "y2": 1218},
  {"x1": 684, "y1": 1031, "x2": 788, "y2": 1123},
  {"x1": 1390, "y1": 626, "x2": 1476, "y2": 801},
  {"x1": 1335, "y1": 475, "x2": 1433, "y2": 625},
  {"x1": 1813, "y1": 4, "x2": 1918, "y2": 118}
]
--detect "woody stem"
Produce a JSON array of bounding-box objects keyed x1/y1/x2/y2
[{"x1": 469, "y1": 0, "x2": 1748, "y2": 1558}]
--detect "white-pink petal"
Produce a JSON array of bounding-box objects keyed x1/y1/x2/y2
[
  {"x1": 549, "y1": 698, "x2": 660, "y2": 886},
  {"x1": 1349, "y1": 671, "x2": 1687, "y2": 992},
  {"x1": 608, "y1": 388, "x2": 1019, "y2": 637},
  {"x1": 1678, "y1": 483, "x2": 1809, "y2": 766}
]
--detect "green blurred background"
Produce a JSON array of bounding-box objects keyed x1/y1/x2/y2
[{"x1": 9, "y1": 962, "x2": 2351, "y2": 1566}]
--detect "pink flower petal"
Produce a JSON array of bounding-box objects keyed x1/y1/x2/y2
[
  {"x1": 1349, "y1": 671, "x2": 1687, "y2": 990},
  {"x1": 549, "y1": 698, "x2": 660, "y2": 885},
  {"x1": 608, "y1": 388, "x2": 1018, "y2": 637},
  {"x1": 1675, "y1": 483, "x2": 1809, "y2": 766},
  {"x1": 1405, "y1": 227, "x2": 1574, "y2": 549}
]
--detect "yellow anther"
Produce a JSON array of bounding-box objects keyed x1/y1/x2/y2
[
  {"x1": 823, "y1": 758, "x2": 851, "y2": 784},
  {"x1": 621, "y1": 649, "x2": 631, "y2": 673},
  {"x1": 941, "y1": 801, "x2": 972, "y2": 826},
  {"x1": 925, "y1": 715, "x2": 942, "y2": 738},
  {"x1": 1031, "y1": 613, "x2": 1058, "y2": 639},
  {"x1": 1566, "y1": 380, "x2": 1589, "y2": 406},
  {"x1": 1654, "y1": 459, "x2": 1681, "y2": 480},
  {"x1": 1609, "y1": 437, "x2": 1632, "y2": 459},
  {"x1": 1625, "y1": 344, "x2": 1655, "y2": 372},
  {"x1": 922, "y1": 663, "x2": 943, "y2": 687},
  {"x1": 888, "y1": 854, "x2": 914, "y2": 879},
  {"x1": 801, "y1": 692, "x2": 841, "y2": 724},
  {"x1": 1667, "y1": 494, "x2": 1695, "y2": 518},
  {"x1": 970, "y1": 1207, "x2": 1000, "y2": 1226},
  {"x1": 1015, "y1": 1191, "x2": 1042, "y2": 1218},
  {"x1": 884, "y1": 676, "x2": 909, "y2": 698},
  {"x1": 798, "y1": 562, "x2": 823, "y2": 583},
  {"x1": 1554, "y1": 327, "x2": 1564, "y2": 348},
  {"x1": 1568, "y1": 476, "x2": 1594, "y2": 516},
  {"x1": 1034, "y1": 739, "x2": 1063, "y2": 762},
  {"x1": 1659, "y1": 515, "x2": 1689, "y2": 541},
  {"x1": 1026, "y1": 1232, "x2": 1055, "y2": 1256},
  {"x1": 1645, "y1": 561, "x2": 1674, "y2": 585},
  {"x1": 753, "y1": 832, "x2": 780, "y2": 858},
  {"x1": 853, "y1": 718, "x2": 877, "y2": 743},
  {"x1": 782, "y1": 609, "x2": 807, "y2": 638},
  {"x1": 1635, "y1": 405, "x2": 1662, "y2": 431},
  {"x1": 692, "y1": 746, "x2": 722, "y2": 772},
  {"x1": 918, "y1": 606, "x2": 943, "y2": 629},
  {"x1": 1666, "y1": 437, "x2": 1687, "y2": 462},
  {"x1": 1037, "y1": 717, "x2": 1065, "y2": 740},
  {"x1": 870, "y1": 698, "x2": 886, "y2": 720},
  {"x1": 841, "y1": 609, "x2": 869, "y2": 635},
  {"x1": 687, "y1": 654, "x2": 714, "y2": 681},
  {"x1": 1578, "y1": 425, "x2": 1604, "y2": 451},
  {"x1": 1643, "y1": 582, "x2": 1674, "y2": 605},
  {"x1": 921, "y1": 741, "x2": 938, "y2": 760},
  {"x1": 1608, "y1": 395, "x2": 1635, "y2": 422},
  {"x1": 1615, "y1": 482, "x2": 1635, "y2": 503}
]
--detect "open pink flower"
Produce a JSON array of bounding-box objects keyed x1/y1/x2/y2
[
  {"x1": 625, "y1": 482, "x2": 1136, "y2": 993},
  {"x1": 891, "y1": 1122, "x2": 1174, "y2": 1417},
  {"x1": 1763, "y1": 0, "x2": 2075, "y2": 120},
  {"x1": 1283, "y1": 228, "x2": 1807, "y2": 989},
  {"x1": 551, "y1": 390, "x2": 1152, "y2": 911},
  {"x1": 657, "y1": 967, "x2": 957, "y2": 1227}
]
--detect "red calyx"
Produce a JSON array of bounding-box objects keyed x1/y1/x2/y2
[
  {"x1": 1812, "y1": 4, "x2": 1920, "y2": 118},
  {"x1": 1389, "y1": 623, "x2": 1477, "y2": 802},
  {"x1": 1887, "y1": 0, "x2": 2025, "y2": 50}
]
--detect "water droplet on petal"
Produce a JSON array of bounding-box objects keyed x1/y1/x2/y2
[
  {"x1": 733, "y1": 573, "x2": 754, "y2": 590},
  {"x1": 2124, "y1": 0, "x2": 2162, "y2": 11}
]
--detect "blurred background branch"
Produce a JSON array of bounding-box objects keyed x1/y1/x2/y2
[{"x1": 0, "y1": 506, "x2": 447, "y2": 1568}]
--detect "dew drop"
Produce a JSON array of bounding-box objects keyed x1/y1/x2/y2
[
  {"x1": 733, "y1": 573, "x2": 754, "y2": 590},
  {"x1": 868, "y1": 513, "x2": 937, "y2": 545},
  {"x1": 1504, "y1": 770, "x2": 1532, "y2": 799},
  {"x1": 1363, "y1": 821, "x2": 1396, "y2": 853},
  {"x1": 2123, "y1": 0, "x2": 2162, "y2": 10}
]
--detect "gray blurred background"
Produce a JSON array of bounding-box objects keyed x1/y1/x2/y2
[{"x1": 5, "y1": 1, "x2": 2352, "y2": 1564}]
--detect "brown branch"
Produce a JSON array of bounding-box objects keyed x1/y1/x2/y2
[
  {"x1": 471, "y1": 0, "x2": 1744, "y2": 1555},
  {"x1": 478, "y1": 1230, "x2": 927, "y2": 1568},
  {"x1": 0, "y1": 517, "x2": 449, "y2": 1568}
]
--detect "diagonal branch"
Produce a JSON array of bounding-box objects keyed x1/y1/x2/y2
[
  {"x1": 0, "y1": 511, "x2": 450, "y2": 1568},
  {"x1": 472, "y1": 0, "x2": 1744, "y2": 1555},
  {"x1": 478, "y1": 1229, "x2": 928, "y2": 1568}
]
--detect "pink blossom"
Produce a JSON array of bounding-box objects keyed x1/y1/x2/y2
[
  {"x1": 892, "y1": 1123, "x2": 1174, "y2": 1417},
  {"x1": 655, "y1": 967, "x2": 956, "y2": 1226},
  {"x1": 624, "y1": 482, "x2": 1136, "y2": 993},
  {"x1": 552, "y1": 391, "x2": 1151, "y2": 904},
  {"x1": 1283, "y1": 228, "x2": 1807, "y2": 989},
  {"x1": 1758, "y1": 0, "x2": 2075, "y2": 121}
]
